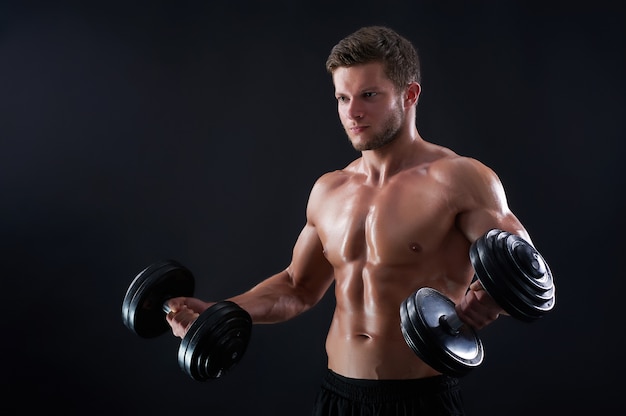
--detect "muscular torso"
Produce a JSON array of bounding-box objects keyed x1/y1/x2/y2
[{"x1": 313, "y1": 154, "x2": 476, "y2": 379}]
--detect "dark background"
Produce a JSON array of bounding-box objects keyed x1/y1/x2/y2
[{"x1": 1, "y1": 0, "x2": 624, "y2": 414}]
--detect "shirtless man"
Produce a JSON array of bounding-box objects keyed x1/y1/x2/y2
[{"x1": 165, "y1": 26, "x2": 534, "y2": 415}]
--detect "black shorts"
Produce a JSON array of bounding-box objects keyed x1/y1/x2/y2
[{"x1": 311, "y1": 370, "x2": 466, "y2": 416}]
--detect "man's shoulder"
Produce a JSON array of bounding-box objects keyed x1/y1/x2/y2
[
  {"x1": 419, "y1": 140, "x2": 485, "y2": 170},
  {"x1": 315, "y1": 158, "x2": 361, "y2": 183},
  {"x1": 313, "y1": 168, "x2": 352, "y2": 191},
  {"x1": 428, "y1": 153, "x2": 500, "y2": 190}
]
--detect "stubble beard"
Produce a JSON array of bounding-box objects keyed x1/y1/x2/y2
[{"x1": 348, "y1": 103, "x2": 404, "y2": 152}]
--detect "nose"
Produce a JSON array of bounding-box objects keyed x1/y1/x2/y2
[{"x1": 346, "y1": 100, "x2": 364, "y2": 120}]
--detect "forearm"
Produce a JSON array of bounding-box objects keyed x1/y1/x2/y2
[{"x1": 227, "y1": 270, "x2": 317, "y2": 324}]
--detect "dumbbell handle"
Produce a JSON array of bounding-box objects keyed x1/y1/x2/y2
[
  {"x1": 438, "y1": 277, "x2": 483, "y2": 334},
  {"x1": 440, "y1": 313, "x2": 464, "y2": 335},
  {"x1": 162, "y1": 302, "x2": 173, "y2": 315}
]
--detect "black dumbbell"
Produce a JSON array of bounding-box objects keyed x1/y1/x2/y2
[
  {"x1": 400, "y1": 229, "x2": 556, "y2": 377},
  {"x1": 122, "y1": 260, "x2": 252, "y2": 381}
]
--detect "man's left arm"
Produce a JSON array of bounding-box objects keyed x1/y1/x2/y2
[{"x1": 453, "y1": 157, "x2": 533, "y2": 329}]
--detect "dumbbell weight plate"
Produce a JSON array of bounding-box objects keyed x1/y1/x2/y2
[
  {"x1": 503, "y1": 233, "x2": 555, "y2": 315},
  {"x1": 470, "y1": 230, "x2": 555, "y2": 322},
  {"x1": 178, "y1": 301, "x2": 252, "y2": 381},
  {"x1": 400, "y1": 287, "x2": 484, "y2": 377},
  {"x1": 122, "y1": 260, "x2": 195, "y2": 338}
]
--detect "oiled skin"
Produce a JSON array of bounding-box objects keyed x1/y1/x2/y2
[{"x1": 165, "y1": 62, "x2": 531, "y2": 380}]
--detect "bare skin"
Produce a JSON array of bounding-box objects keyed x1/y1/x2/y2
[{"x1": 166, "y1": 62, "x2": 532, "y2": 380}]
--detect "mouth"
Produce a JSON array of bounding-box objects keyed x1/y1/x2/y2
[{"x1": 349, "y1": 125, "x2": 368, "y2": 134}]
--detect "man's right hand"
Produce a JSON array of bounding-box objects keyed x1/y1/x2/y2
[{"x1": 165, "y1": 297, "x2": 213, "y2": 338}]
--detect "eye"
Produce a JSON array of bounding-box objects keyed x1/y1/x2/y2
[
  {"x1": 364, "y1": 92, "x2": 377, "y2": 98},
  {"x1": 336, "y1": 96, "x2": 348, "y2": 103}
]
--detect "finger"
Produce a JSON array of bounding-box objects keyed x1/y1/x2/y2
[
  {"x1": 165, "y1": 296, "x2": 188, "y2": 313},
  {"x1": 469, "y1": 280, "x2": 484, "y2": 291},
  {"x1": 457, "y1": 291, "x2": 500, "y2": 329},
  {"x1": 166, "y1": 310, "x2": 176, "y2": 323}
]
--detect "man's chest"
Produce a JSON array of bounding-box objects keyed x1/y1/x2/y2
[{"x1": 315, "y1": 180, "x2": 458, "y2": 265}]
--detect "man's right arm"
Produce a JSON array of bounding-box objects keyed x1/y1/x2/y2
[
  {"x1": 166, "y1": 178, "x2": 335, "y2": 335},
  {"x1": 227, "y1": 221, "x2": 334, "y2": 323}
]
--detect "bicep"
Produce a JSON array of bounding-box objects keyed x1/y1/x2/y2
[
  {"x1": 228, "y1": 222, "x2": 333, "y2": 322},
  {"x1": 286, "y1": 222, "x2": 335, "y2": 305},
  {"x1": 457, "y1": 207, "x2": 531, "y2": 246},
  {"x1": 455, "y1": 161, "x2": 532, "y2": 245}
]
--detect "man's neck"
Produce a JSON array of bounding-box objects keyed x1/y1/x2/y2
[{"x1": 358, "y1": 129, "x2": 424, "y2": 185}]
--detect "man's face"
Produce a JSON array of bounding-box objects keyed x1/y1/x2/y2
[{"x1": 332, "y1": 62, "x2": 405, "y2": 151}]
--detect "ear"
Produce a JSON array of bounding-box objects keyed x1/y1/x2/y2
[{"x1": 404, "y1": 82, "x2": 421, "y2": 108}]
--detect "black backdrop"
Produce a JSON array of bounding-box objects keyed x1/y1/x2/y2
[{"x1": 2, "y1": 1, "x2": 624, "y2": 414}]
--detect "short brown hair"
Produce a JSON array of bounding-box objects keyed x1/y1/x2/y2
[{"x1": 325, "y1": 26, "x2": 421, "y2": 90}]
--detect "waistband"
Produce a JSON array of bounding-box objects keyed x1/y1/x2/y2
[{"x1": 321, "y1": 369, "x2": 460, "y2": 403}]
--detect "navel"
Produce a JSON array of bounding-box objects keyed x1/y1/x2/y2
[{"x1": 409, "y1": 242, "x2": 422, "y2": 252}]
